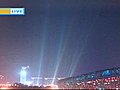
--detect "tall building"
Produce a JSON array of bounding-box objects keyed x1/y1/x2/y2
[{"x1": 20, "y1": 66, "x2": 29, "y2": 85}]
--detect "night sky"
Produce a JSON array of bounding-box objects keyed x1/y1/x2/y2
[{"x1": 0, "y1": 0, "x2": 120, "y2": 83}]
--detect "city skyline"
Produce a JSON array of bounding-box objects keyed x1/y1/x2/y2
[{"x1": 0, "y1": 0, "x2": 119, "y2": 83}]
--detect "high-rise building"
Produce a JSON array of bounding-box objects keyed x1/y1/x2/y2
[{"x1": 20, "y1": 66, "x2": 29, "y2": 84}]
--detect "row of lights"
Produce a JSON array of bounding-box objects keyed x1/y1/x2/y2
[
  {"x1": 31, "y1": 77, "x2": 62, "y2": 80},
  {"x1": 59, "y1": 77, "x2": 120, "y2": 89}
]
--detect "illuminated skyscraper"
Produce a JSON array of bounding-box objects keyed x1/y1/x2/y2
[{"x1": 20, "y1": 66, "x2": 29, "y2": 84}]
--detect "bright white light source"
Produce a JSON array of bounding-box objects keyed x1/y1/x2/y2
[
  {"x1": 26, "y1": 81, "x2": 32, "y2": 86},
  {"x1": 0, "y1": 87, "x2": 8, "y2": 89},
  {"x1": 20, "y1": 70, "x2": 26, "y2": 76},
  {"x1": 20, "y1": 67, "x2": 28, "y2": 84}
]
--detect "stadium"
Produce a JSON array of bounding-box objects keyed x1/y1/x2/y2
[{"x1": 57, "y1": 67, "x2": 120, "y2": 89}]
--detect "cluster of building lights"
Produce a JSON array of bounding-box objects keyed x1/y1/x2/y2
[
  {"x1": 76, "y1": 77, "x2": 120, "y2": 89},
  {"x1": 58, "y1": 77, "x2": 120, "y2": 89},
  {"x1": 57, "y1": 67, "x2": 120, "y2": 89},
  {"x1": 31, "y1": 77, "x2": 62, "y2": 86},
  {"x1": 0, "y1": 84, "x2": 11, "y2": 87},
  {"x1": 20, "y1": 66, "x2": 62, "y2": 86}
]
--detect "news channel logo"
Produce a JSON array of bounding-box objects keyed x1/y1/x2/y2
[{"x1": 0, "y1": 8, "x2": 25, "y2": 16}]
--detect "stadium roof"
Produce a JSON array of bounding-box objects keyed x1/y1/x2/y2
[{"x1": 58, "y1": 67, "x2": 120, "y2": 83}]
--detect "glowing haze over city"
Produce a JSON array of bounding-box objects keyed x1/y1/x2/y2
[{"x1": 0, "y1": 0, "x2": 119, "y2": 87}]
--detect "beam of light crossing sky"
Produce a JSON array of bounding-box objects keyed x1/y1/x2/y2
[
  {"x1": 69, "y1": 15, "x2": 99, "y2": 77},
  {"x1": 37, "y1": 29, "x2": 47, "y2": 84},
  {"x1": 37, "y1": 2, "x2": 49, "y2": 84},
  {"x1": 37, "y1": 18, "x2": 49, "y2": 85},
  {"x1": 69, "y1": 43, "x2": 86, "y2": 77},
  {"x1": 69, "y1": 31, "x2": 95, "y2": 77},
  {"x1": 51, "y1": 29, "x2": 65, "y2": 85},
  {"x1": 51, "y1": 16, "x2": 68, "y2": 84}
]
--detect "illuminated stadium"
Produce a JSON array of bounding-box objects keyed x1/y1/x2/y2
[{"x1": 57, "y1": 67, "x2": 120, "y2": 89}]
